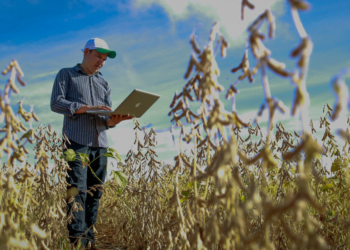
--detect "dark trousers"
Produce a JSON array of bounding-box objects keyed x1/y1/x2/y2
[{"x1": 65, "y1": 140, "x2": 107, "y2": 247}]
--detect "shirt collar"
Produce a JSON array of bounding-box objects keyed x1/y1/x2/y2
[{"x1": 74, "y1": 64, "x2": 103, "y2": 76}]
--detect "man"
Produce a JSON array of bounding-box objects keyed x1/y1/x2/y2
[{"x1": 50, "y1": 38, "x2": 131, "y2": 250}]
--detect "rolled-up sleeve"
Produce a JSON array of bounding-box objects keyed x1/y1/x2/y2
[
  {"x1": 50, "y1": 69, "x2": 83, "y2": 119},
  {"x1": 104, "y1": 82, "x2": 116, "y2": 129}
]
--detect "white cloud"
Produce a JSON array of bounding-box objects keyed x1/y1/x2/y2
[
  {"x1": 133, "y1": 0, "x2": 282, "y2": 44},
  {"x1": 31, "y1": 70, "x2": 58, "y2": 80}
]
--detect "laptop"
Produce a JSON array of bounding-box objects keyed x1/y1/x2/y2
[{"x1": 86, "y1": 89, "x2": 160, "y2": 118}]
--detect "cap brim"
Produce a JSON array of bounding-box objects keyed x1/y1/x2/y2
[{"x1": 96, "y1": 48, "x2": 117, "y2": 58}]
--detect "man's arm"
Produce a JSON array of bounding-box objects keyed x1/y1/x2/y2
[{"x1": 50, "y1": 69, "x2": 83, "y2": 118}]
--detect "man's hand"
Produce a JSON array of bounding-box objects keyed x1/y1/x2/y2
[
  {"x1": 88, "y1": 105, "x2": 112, "y2": 111},
  {"x1": 107, "y1": 114, "x2": 132, "y2": 127},
  {"x1": 75, "y1": 105, "x2": 112, "y2": 114}
]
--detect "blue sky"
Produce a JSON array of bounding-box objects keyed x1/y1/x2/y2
[{"x1": 1, "y1": 0, "x2": 349, "y2": 164}]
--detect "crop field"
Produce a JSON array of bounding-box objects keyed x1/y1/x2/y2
[{"x1": 1, "y1": 0, "x2": 350, "y2": 249}]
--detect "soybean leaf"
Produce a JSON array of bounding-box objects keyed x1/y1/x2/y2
[
  {"x1": 331, "y1": 158, "x2": 343, "y2": 172},
  {"x1": 76, "y1": 241, "x2": 82, "y2": 250},
  {"x1": 322, "y1": 183, "x2": 334, "y2": 192},
  {"x1": 113, "y1": 171, "x2": 128, "y2": 189},
  {"x1": 105, "y1": 148, "x2": 122, "y2": 162},
  {"x1": 181, "y1": 190, "x2": 191, "y2": 198},
  {"x1": 64, "y1": 149, "x2": 76, "y2": 162},
  {"x1": 333, "y1": 149, "x2": 340, "y2": 157},
  {"x1": 78, "y1": 152, "x2": 90, "y2": 169},
  {"x1": 326, "y1": 210, "x2": 335, "y2": 216}
]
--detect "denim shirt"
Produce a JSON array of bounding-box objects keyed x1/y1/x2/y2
[{"x1": 50, "y1": 64, "x2": 115, "y2": 148}]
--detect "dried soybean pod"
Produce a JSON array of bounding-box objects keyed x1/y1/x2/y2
[
  {"x1": 184, "y1": 55, "x2": 196, "y2": 79},
  {"x1": 269, "y1": 58, "x2": 286, "y2": 69},
  {"x1": 321, "y1": 131, "x2": 327, "y2": 141},
  {"x1": 2, "y1": 65, "x2": 11, "y2": 75},
  {"x1": 276, "y1": 100, "x2": 288, "y2": 114},
  {"x1": 32, "y1": 112, "x2": 39, "y2": 122},
  {"x1": 14, "y1": 60, "x2": 24, "y2": 76},
  {"x1": 241, "y1": 0, "x2": 255, "y2": 20},
  {"x1": 233, "y1": 49, "x2": 248, "y2": 73},
  {"x1": 19, "y1": 123, "x2": 26, "y2": 131},
  {"x1": 185, "y1": 91, "x2": 195, "y2": 102},
  {"x1": 231, "y1": 64, "x2": 242, "y2": 73},
  {"x1": 266, "y1": 59, "x2": 290, "y2": 77},
  {"x1": 269, "y1": 21, "x2": 276, "y2": 39},
  {"x1": 23, "y1": 146, "x2": 30, "y2": 154},
  {"x1": 248, "y1": 71, "x2": 253, "y2": 83},
  {"x1": 189, "y1": 110, "x2": 199, "y2": 119},
  {"x1": 31, "y1": 224, "x2": 47, "y2": 240},
  {"x1": 16, "y1": 74, "x2": 26, "y2": 86},
  {"x1": 209, "y1": 21, "x2": 219, "y2": 41},
  {"x1": 244, "y1": 0, "x2": 255, "y2": 9},
  {"x1": 170, "y1": 92, "x2": 177, "y2": 108},
  {"x1": 57, "y1": 204, "x2": 65, "y2": 217},
  {"x1": 63, "y1": 133, "x2": 71, "y2": 144},
  {"x1": 290, "y1": 38, "x2": 307, "y2": 58},
  {"x1": 220, "y1": 36, "x2": 229, "y2": 58},
  {"x1": 197, "y1": 127, "x2": 202, "y2": 137},
  {"x1": 9, "y1": 73, "x2": 20, "y2": 94},
  {"x1": 256, "y1": 122, "x2": 261, "y2": 130},
  {"x1": 289, "y1": 0, "x2": 311, "y2": 10},
  {"x1": 225, "y1": 85, "x2": 237, "y2": 99},
  {"x1": 280, "y1": 122, "x2": 285, "y2": 130},
  {"x1": 153, "y1": 158, "x2": 161, "y2": 164},
  {"x1": 34, "y1": 132, "x2": 41, "y2": 140},
  {"x1": 326, "y1": 103, "x2": 333, "y2": 111},
  {"x1": 9, "y1": 140, "x2": 18, "y2": 151},
  {"x1": 2, "y1": 60, "x2": 15, "y2": 75},
  {"x1": 220, "y1": 44, "x2": 227, "y2": 58},
  {"x1": 266, "y1": 9, "x2": 276, "y2": 39},
  {"x1": 294, "y1": 131, "x2": 300, "y2": 138},
  {"x1": 248, "y1": 11, "x2": 266, "y2": 32},
  {"x1": 251, "y1": 61, "x2": 260, "y2": 75},
  {"x1": 190, "y1": 34, "x2": 201, "y2": 54},
  {"x1": 238, "y1": 71, "x2": 248, "y2": 81},
  {"x1": 171, "y1": 100, "x2": 184, "y2": 114},
  {"x1": 297, "y1": 55, "x2": 306, "y2": 68}
]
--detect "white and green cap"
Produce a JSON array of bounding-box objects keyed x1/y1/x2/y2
[{"x1": 81, "y1": 38, "x2": 116, "y2": 58}]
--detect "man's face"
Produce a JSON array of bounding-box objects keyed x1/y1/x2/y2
[{"x1": 83, "y1": 49, "x2": 108, "y2": 74}]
